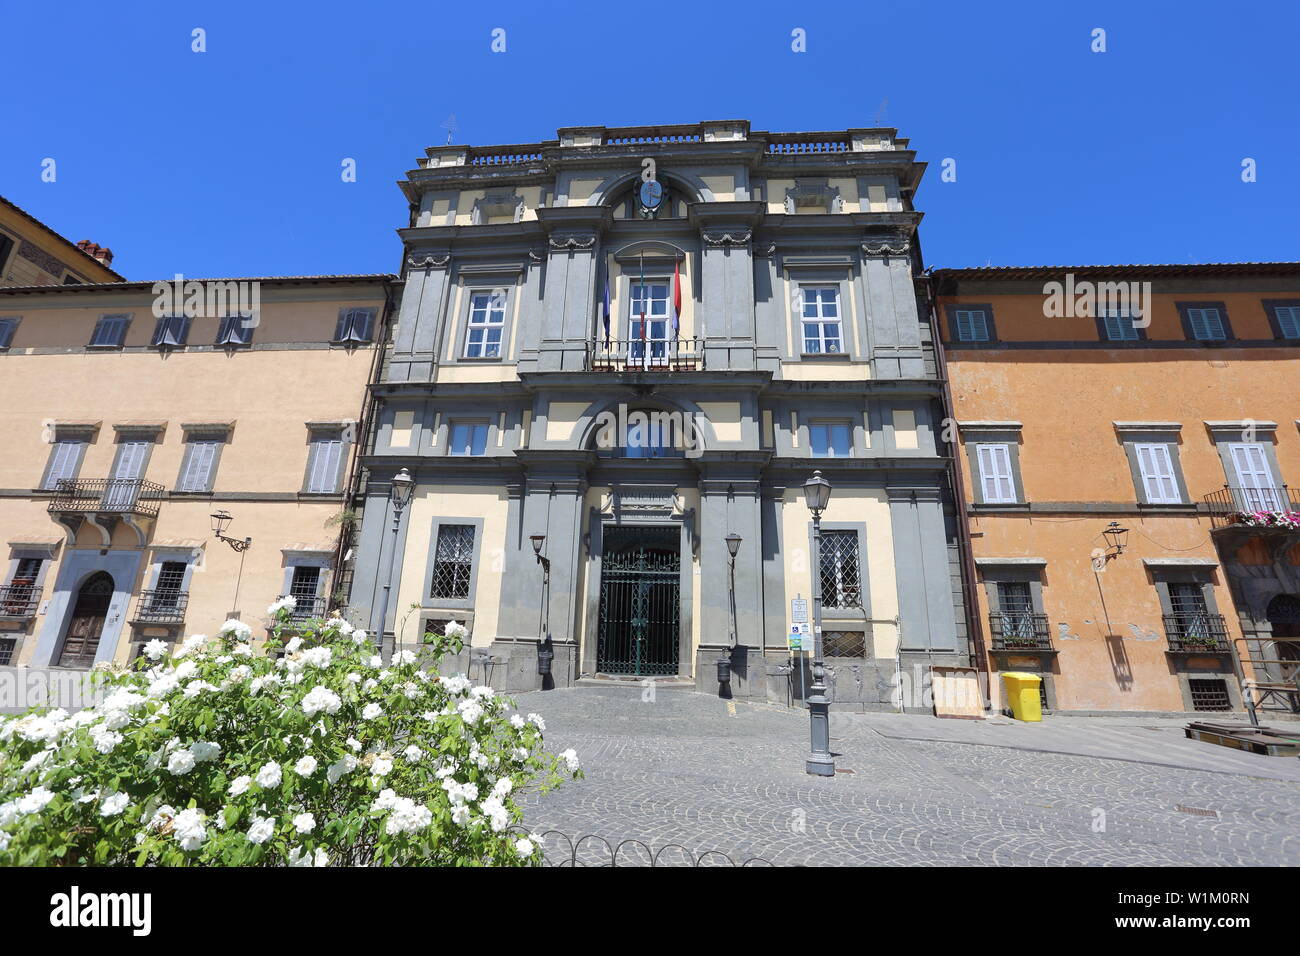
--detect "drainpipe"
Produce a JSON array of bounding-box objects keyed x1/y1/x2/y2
[
  {"x1": 330, "y1": 276, "x2": 400, "y2": 615},
  {"x1": 917, "y1": 264, "x2": 992, "y2": 710}
]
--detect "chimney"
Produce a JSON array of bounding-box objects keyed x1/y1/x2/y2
[{"x1": 77, "y1": 240, "x2": 114, "y2": 267}]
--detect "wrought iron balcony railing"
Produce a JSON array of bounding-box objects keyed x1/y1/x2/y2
[
  {"x1": 131, "y1": 589, "x2": 188, "y2": 625},
  {"x1": 285, "y1": 595, "x2": 329, "y2": 622},
  {"x1": 1203, "y1": 486, "x2": 1300, "y2": 530},
  {"x1": 1162, "y1": 612, "x2": 1231, "y2": 652},
  {"x1": 0, "y1": 584, "x2": 40, "y2": 620},
  {"x1": 46, "y1": 478, "x2": 166, "y2": 518},
  {"x1": 587, "y1": 337, "x2": 704, "y2": 372},
  {"x1": 988, "y1": 612, "x2": 1053, "y2": 650}
]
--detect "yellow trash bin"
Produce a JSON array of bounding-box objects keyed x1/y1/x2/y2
[{"x1": 1001, "y1": 671, "x2": 1043, "y2": 722}]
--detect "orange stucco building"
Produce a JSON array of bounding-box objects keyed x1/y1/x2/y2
[{"x1": 932, "y1": 263, "x2": 1300, "y2": 715}]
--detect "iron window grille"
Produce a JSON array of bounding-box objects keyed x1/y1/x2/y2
[
  {"x1": 800, "y1": 286, "x2": 842, "y2": 354},
  {"x1": 819, "y1": 530, "x2": 862, "y2": 610},
  {"x1": 286, "y1": 566, "x2": 326, "y2": 620},
  {"x1": 431, "y1": 525, "x2": 474, "y2": 600},
  {"x1": 216, "y1": 313, "x2": 254, "y2": 346},
  {"x1": 0, "y1": 316, "x2": 18, "y2": 349},
  {"x1": 464, "y1": 292, "x2": 506, "y2": 358},
  {"x1": 1164, "y1": 583, "x2": 1230, "y2": 651},
  {"x1": 991, "y1": 582, "x2": 1053, "y2": 649},
  {"x1": 89, "y1": 313, "x2": 131, "y2": 348},
  {"x1": 823, "y1": 630, "x2": 866, "y2": 658},
  {"x1": 333, "y1": 308, "x2": 375, "y2": 344},
  {"x1": 151, "y1": 314, "x2": 191, "y2": 348},
  {"x1": 1188, "y1": 678, "x2": 1232, "y2": 712},
  {"x1": 0, "y1": 638, "x2": 14, "y2": 666}
]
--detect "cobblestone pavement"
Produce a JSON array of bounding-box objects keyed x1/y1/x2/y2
[{"x1": 514, "y1": 685, "x2": 1300, "y2": 867}]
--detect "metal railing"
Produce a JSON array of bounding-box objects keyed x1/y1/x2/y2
[
  {"x1": 131, "y1": 589, "x2": 188, "y2": 625},
  {"x1": 285, "y1": 595, "x2": 329, "y2": 622},
  {"x1": 0, "y1": 584, "x2": 40, "y2": 620},
  {"x1": 587, "y1": 337, "x2": 704, "y2": 372},
  {"x1": 46, "y1": 478, "x2": 166, "y2": 518},
  {"x1": 988, "y1": 612, "x2": 1053, "y2": 650},
  {"x1": 1163, "y1": 612, "x2": 1231, "y2": 652},
  {"x1": 465, "y1": 144, "x2": 544, "y2": 166},
  {"x1": 1203, "y1": 485, "x2": 1300, "y2": 530}
]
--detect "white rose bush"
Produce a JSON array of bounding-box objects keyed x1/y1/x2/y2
[{"x1": 0, "y1": 603, "x2": 579, "y2": 866}]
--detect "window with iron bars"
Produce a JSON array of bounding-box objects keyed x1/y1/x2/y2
[
  {"x1": 996, "y1": 581, "x2": 1037, "y2": 640},
  {"x1": 823, "y1": 630, "x2": 866, "y2": 658},
  {"x1": 1168, "y1": 582, "x2": 1214, "y2": 640},
  {"x1": 1188, "y1": 678, "x2": 1231, "y2": 712},
  {"x1": 819, "y1": 530, "x2": 861, "y2": 610},
  {"x1": 430, "y1": 525, "x2": 474, "y2": 600}
]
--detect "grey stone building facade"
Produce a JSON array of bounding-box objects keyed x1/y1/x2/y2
[{"x1": 346, "y1": 121, "x2": 970, "y2": 709}]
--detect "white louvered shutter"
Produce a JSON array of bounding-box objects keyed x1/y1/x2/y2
[
  {"x1": 978, "y1": 444, "x2": 1015, "y2": 503},
  {"x1": 1135, "y1": 444, "x2": 1179, "y2": 503},
  {"x1": 1231, "y1": 444, "x2": 1281, "y2": 511},
  {"x1": 44, "y1": 440, "x2": 82, "y2": 488},
  {"x1": 180, "y1": 441, "x2": 218, "y2": 492}
]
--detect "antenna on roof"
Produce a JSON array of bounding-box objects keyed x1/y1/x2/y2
[
  {"x1": 441, "y1": 113, "x2": 458, "y2": 145},
  {"x1": 874, "y1": 98, "x2": 888, "y2": 127}
]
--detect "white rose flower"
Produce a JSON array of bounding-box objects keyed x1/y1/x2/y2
[
  {"x1": 301, "y1": 646, "x2": 332, "y2": 668},
  {"x1": 301, "y1": 685, "x2": 341, "y2": 716},
  {"x1": 167, "y1": 750, "x2": 196, "y2": 775},
  {"x1": 190, "y1": 741, "x2": 221, "y2": 763},
  {"x1": 514, "y1": 837, "x2": 535, "y2": 856},
  {"x1": 247, "y1": 816, "x2": 275, "y2": 845},
  {"x1": 100, "y1": 792, "x2": 129, "y2": 817},
  {"x1": 219, "y1": 619, "x2": 253, "y2": 642},
  {"x1": 559, "y1": 748, "x2": 580, "y2": 773},
  {"x1": 527, "y1": 713, "x2": 546, "y2": 732},
  {"x1": 510, "y1": 714, "x2": 525, "y2": 729},
  {"x1": 287, "y1": 845, "x2": 329, "y2": 867},
  {"x1": 284, "y1": 636, "x2": 304, "y2": 654},
  {"x1": 371, "y1": 755, "x2": 394, "y2": 777},
  {"x1": 144, "y1": 638, "x2": 171, "y2": 662},
  {"x1": 171, "y1": 808, "x2": 207, "y2": 851},
  {"x1": 295, "y1": 756, "x2": 318, "y2": 776},
  {"x1": 229, "y1": 775, "x2": 252, "y2": 796},
  {"x1": 362, "y1": 703, "x2": 383, "y2": 720},
  {"x1": 292, "y1": 812, "x2": 316, "y2": 834},
  {"x1": 403, "y1": 744, "x2": 423, "y2": 762},
  {"x1": 267, "y1": 595, "x2": 297, "y2": 615},
  {"x1": 233, "y1": 642, "x2": 253, "y2": 657},
  {"x1": 255, "y1": 761, "x2": 283, "y2": 788}
]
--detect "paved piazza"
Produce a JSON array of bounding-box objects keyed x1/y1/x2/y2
[{"x1": 516, "y1": 684, "x2": 1300, "y2": 867}]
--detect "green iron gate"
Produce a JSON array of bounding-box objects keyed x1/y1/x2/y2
[{"x1": 597, "y1": 526, "x2": 681, "y2": 676}]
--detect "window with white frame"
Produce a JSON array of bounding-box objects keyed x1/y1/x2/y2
[
  {"x1": 448, "y1": 422, "x2": 489, "y2": 456},
  {"x1": 808, "y1": 421, "x2": 852, "y2": 457},
  {"x1": 975, "y1": 443, "x2": 1018, "y2": 503},
  {"x1": 1134, "y1": 443, "x2": 1182, "y2": 504},
  {"x1": 629, "y1": 281, "x2": 670, "y2": 363},
  {"x1": 305, "y1": 429, "x2": 346, "y2": 493},
  {"x1": 464, "y1": 292, "x2": 506, "y2": 358},
  {"x1": 800, "y1": 286, "x2": 842, "y2": 354}
]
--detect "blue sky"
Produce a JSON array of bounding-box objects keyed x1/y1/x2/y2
[{"x1": 3, "y1": 0, "x2": 1296, "y2": 280}]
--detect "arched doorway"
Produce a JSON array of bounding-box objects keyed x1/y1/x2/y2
[{"x1": 56, "y1": 571, "x2": 114, "y2": 667}]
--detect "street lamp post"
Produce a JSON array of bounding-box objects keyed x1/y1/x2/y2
[
  {"x1": 718, "y1": 533, "x2": 742, "y2": 685},
  {"x1": 209, "y1": 509, "x2": 252, "y2": 617},
  {"x1": 802, "y1": 470, "x2": 835, "y2": 777},
  {"x1": 373, "y1": 468, "x2": 413, "y2": 660},
  {"x1": 530, "y1": 534, "x2": 554, "y2": 684}
]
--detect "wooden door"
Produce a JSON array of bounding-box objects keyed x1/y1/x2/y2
[{"x1": 57, "y1": 572, "x2": 114, "y2": 667}]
